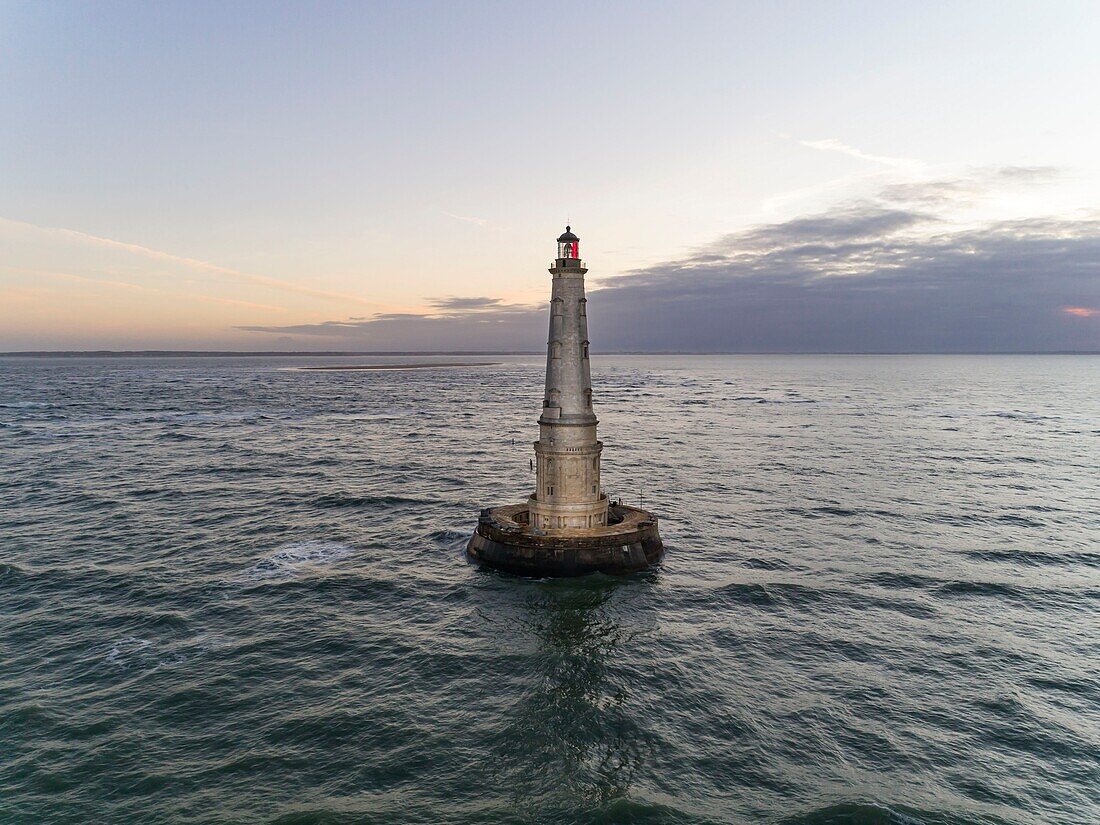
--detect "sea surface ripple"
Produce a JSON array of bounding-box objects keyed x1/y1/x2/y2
[{"x1": 1, "y1": 354, "x2": 1098, "y2": 825}]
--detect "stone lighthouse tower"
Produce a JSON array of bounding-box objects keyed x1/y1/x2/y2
[
  {"x1": 529, "y1": 227, "x2": 609, "y2": 531},
  {"x1": 467, "y1": 226, "x2": 663, "y2": 577}
]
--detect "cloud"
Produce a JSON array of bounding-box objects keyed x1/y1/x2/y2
[
  {"x1": 236, "y1": 298, "x2": 545, "y2": 350},
  {"x1": 428, "y1": 296, "x2": 505, "y2": 311},
  {"x1": 241, "y1": 167, "x2": 1100, "y2": 352},
  {"x1": 590, "y1": 212, "x2": 1100, "y2": 352},
  {"x1": 442, "y1": 212, "x2": 490, "y2": 227},
  {"x1": 798, "y1": 138, "x2": 919, "y2": 169},
  {"x1": 722, "y1": 207, "x2": 926, "y2": 251},
  {"x1": 877, "y1": 166, "x2": 1058, "y2": 207},
  {"x1": 238, "y1": 319, "x2": 379, "y2": 337}
]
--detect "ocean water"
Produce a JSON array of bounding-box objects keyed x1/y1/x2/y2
[{"x1": 1, "y1": 354, "x2": 1098, "y2": 825}]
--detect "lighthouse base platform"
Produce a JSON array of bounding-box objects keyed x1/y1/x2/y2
[{"x1": 466, "y1": 503, "x2": 663, "y2": 577}]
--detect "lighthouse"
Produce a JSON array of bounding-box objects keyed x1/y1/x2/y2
[
  {"x1": 467, "y1": 226, "x2": 664, "y2": 576},
  {"x1": 529, "y1": 227, "x2": 608, "y2": 531}
]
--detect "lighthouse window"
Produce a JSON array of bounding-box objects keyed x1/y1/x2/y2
[
  {"x1": 547, "y1": 486, "x2": 554, "y2": 496},
  {"x1": 579, "y1": 298, "x2": 587, "y2": 316},
  {"x1": 551, "y1": 342, "x2": 562, "y2": 359},
  {"x1": 582, "y1": 343, "x2": 589, "y2": 359},
  {"x1": 585, "y1": 389, "x2": 592, "y2": 408}
]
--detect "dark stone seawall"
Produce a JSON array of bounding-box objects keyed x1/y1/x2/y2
[{"x1": 466, "y1": 504, "x2": 664, "y2": 577}]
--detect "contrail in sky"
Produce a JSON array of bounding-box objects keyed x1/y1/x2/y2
[{"x1": 0, "y1": 217, "x2": 374, "y2": 307}]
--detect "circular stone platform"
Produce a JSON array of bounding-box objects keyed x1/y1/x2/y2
[{"x1": 466, "y1": 503, "x2": 664, "y2": 577}]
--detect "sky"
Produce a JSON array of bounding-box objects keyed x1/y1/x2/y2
[{"x1": 1, "y1": 0, "x2": 1098, "y2": 352}]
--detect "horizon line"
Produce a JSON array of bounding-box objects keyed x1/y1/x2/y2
[{"x1": 2, "y1": 350, "x2": 1099, "y2": 358}]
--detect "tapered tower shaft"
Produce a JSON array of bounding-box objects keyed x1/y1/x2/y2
[{"x1": 528, "y1": 227, "x2": 609, "y2": 530}]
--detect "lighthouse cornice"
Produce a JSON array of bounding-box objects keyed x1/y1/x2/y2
[
  {"x1": 533, "y1": 440, "x2": 603, "y2": 455},
  {"x1": 549, "y1": 258, "x2": 587, "y2": 275},
  {"x1": 537, "y1": 415, "x2": 599, "y2": 427}
]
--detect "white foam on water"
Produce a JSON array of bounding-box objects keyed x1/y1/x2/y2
[
  {"x1": 241, "y1": 540, "x2": 356, "y2": 582},
  {"x1": 105, "y1": 636, "x2": 152, "y2": 665}
]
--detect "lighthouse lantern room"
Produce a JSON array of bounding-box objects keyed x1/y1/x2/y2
[{"x1": 556, "y1": 226, "x2": 580, "y2": 261}]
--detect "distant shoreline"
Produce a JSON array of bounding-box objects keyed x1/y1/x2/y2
[
  {"x1": 1, "y1": 350, "x2": 1098, "y2": 358},
  {"x1": 297, "y1": 362, "x2": 499, "y2": 371},
  {"x1": 0, "y1": 350, "x2": 539, "y2": 358}
]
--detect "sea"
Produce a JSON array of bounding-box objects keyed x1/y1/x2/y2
[{"x1": 1, "y1": 354, "x2": 1097, "y2": 825}]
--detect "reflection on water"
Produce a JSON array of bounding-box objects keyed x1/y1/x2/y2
[{"x1": 485, "y1": 575, "x2": 660, "y2": 815}]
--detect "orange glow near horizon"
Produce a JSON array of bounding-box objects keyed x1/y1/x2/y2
[{"x1": 1063, "y1": 307, "x2": 1098, "y2": 318}]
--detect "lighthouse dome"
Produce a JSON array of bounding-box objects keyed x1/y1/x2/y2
[{"x1": 557, "y1": 226, "x2": 579, "y2": 243}]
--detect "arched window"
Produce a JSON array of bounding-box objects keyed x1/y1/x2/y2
[
  {"x1": 548, "y1": 388, "x2": 561, "y2": 407},
  {"x1": 579, "y1": 297, "x2": 587, "y2": 316},
  {"x1": 582, "y1": 341, "x2": 589, "y2": 359},
  {"x1": 585, "y1": 389, "x2": 592, "y2": 408},
  {"x1": 550, "y1": 341, "x2": 562, "y2": 359},
  {"x1": 551, "y1": 297, "x2": 564, "y2": 316}
]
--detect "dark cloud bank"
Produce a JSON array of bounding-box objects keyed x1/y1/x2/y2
[{"x1": 243, "y1": 169, "x2": 1100, "y2": 352}]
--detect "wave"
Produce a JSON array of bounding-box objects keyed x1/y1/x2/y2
[
  {"x1": 158, "y1": 430, "x2": 201, "y2": 441},
  {"x1": 313, "y1": 492, "x2": 424, "y2": 508},
  {"x1": 0, "y1": 400, "x2": 51, "y2": 409},
  {"x1": 427, "y1": 528, "x2": 469, "y2": 546},
  {"x1": 728, "y1": 395, "x2": 818, "y2": 404},
  {"x1": 987, "y1": 411, "x2": 1056, "y2": 421},
  {"x1": 779, "y1": 802, "x2": 988, "y2": 824},
  {"x1": 101, "y1": 635, "x2": 158, "y2": 672},
  {"x1": 0, "y1": 561, "x2": 29, "y2": 580},
  {"x1": 712, "y1": 580, "x2": 829, "y2": 608},
  {"x1": 963, "y1": 548, "x2": 1100, "y2": 568},
  {"x1": 241, "y1": 540, "x2": 357, "y2": 581},
  {"x1": 935, "y1": 579, "x2": 1026, "y2": 600}
]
